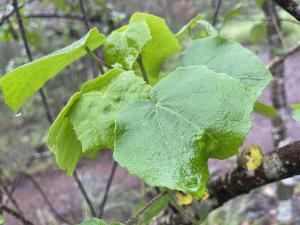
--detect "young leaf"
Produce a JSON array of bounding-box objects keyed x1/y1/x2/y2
[
  {"x1": 223, "y1": 3, "x2": 243, "y2": 23},
  {"x1": 291, "y1": 104, "x2": 300, "y2": 124},
  {"x1": 114, "y1": 65, "x2": 257, "y2": 196},
  {"x1": 47, "y1": 69, "x2": 151, "y2": 175},
  {"x1": 104, "y1": 19, "x2": 152, "y2": 70},
  {"x1": 250, "y1": 22, "x2": 267, "y2": 44},
  {"x1": 253, "y1": 101, "x2": 277, "y2": 118},
  {"x1": 69, "y1": 70, "x2": 151, "y2": 153},
  {"x1": 130, "y1": 13, "x2": 181, "y2": 84},
  {"x1": 175, "y1": 13, "x2": 204, "y2": 40},
  {"x1": 181, "y1": 36, "x2": 273, "y2": 97},
  {"x1": 0, "y1": 27, "x2": 105, "y2": 112}
]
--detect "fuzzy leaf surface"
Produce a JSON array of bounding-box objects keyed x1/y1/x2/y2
[
  {"x1": 114, "y1": 65, "x2": 257, "y2": 196},
  {"x1": 104, "y1": 19, "x2": 151, "y2": 70},
  {"x1": 181, "y1": 36, "x2": 272, "y2": 97},
  {"x1": 130, "y1": 13, "x2": 181, "y2": 84},
  {"x1": 47, "y1": 69, "x2": 150, "y2": 175}
]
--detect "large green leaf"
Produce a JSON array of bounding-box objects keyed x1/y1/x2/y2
[
  {"x1": 130, "y1": 13, "x2": 181, "y2": 84},
  {"x1": 114, "y1": 65, "x2": 257, "y2": 196},
  {"x1": 78, "y1": 218, "x2": 123, "y2": 225},
  {"x1": 291, "y1": 104, "x2": 300, "y2": 124},
  {"x1": 0, "y1": 27, "x2": 105, "y2": 112},
  {"x1": 181, "y1": 36, "x2": 273, "y2": 97},
  {"x1": 104, "y1": 19, "x2": 151, "y2": 70},
  {"x1": 47, "y1": 69, "x2": 151, "y2": 175}
]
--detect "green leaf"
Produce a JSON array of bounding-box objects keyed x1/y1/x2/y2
[
  {"x1": 250, "y1": 22, "x2": 267, "y2": 44},
  {"x1": 291, "y1": 104, "x2": 300, "y2": 124},
  {"x1": 175, "y1": 15, "x2": 217, "y2": 40},
  {"x1": 0, "y1": 27, "x2": 105, "y2": 112},
  {"x1": 138, "y1": 195, "x2": 170, "y2": 223},
  {"x1": 47, "y1": 69, "x2": 151, "y2": 175},
  {"x1": 253, "y1": 102, "x2": 277, "y2": 118},
  {"x1": 47, "y1": 92, "x2": 82, "y2": 176},
  {"x1": 181, "y1": 36, "x2": 273, "y2": 97},
  {"x1": 175, "y1": 13, "x2": 204, "y2": 40},
  {"x1": 0, "y1": 215, "x2": 5, "y2": 225},
  {"x1": 104, "y1": 19, "x2": 152, "y2": 70},
  {"x1": 130, "y1": 13, "x2": 181, "y2": 84},
  {"x1": 70, "y1": 70, "x2": 151, "y2": 153},
  {"x1": 78, "y1": 218, "x2": 124, "y2": 225},
  {"x1": 223, "y1": 4, "x2": 243, "y2": 23},
  {"x1": 114, "y1": 65, "x2": 257, "y2": 196}
]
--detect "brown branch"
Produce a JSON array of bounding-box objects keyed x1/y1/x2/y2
[
  {"x1": 206, "y1": 140, "x2": 300, "y2": 210},
  {"x1": 272, "y1": 0, "x2": 300, "y2": 22}
]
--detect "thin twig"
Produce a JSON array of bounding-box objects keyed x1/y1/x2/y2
[
  {"x1": 24, "y1": 12, "x2": 102, "y2": 23},
  {"x1": 267, "y1": 41, "x2": 300, "y2": 69},
  {"x1": 85, "y1": 47, "x2": 109, "y2": 68},
  {"x1": 12, "y1": 0, "x2": 53, "y2": 124},
  {"x1": 78, "y1": 0, "x2": 91, "y2": 30},
  {"x1": 0, "y1": 0, "x2": 34, "y2": 26},
  {"x1": 1, "y1": 184, "x2": 23, "y2": 216},
  {"x1": 1, "y1": 205, "x2": 34, "y2": 225},
  {"x1": 73, "y1": 170, "x2": 97, "y2": 217},
  {"x1": 123, "y1": 192, "x2": 166, "y2": 225},
  {"x1": 98, "y1": 161, "x2": 118, "y2": 218},
  {"x1": 137, "y1": 56, "x2": 149, "y2": 84},
  {"x1": 23, "y1": 173, "x2": 71, "y2": 224},
  {"x1": 212, "y1": 0, "x2": 222, "y2": 26}
]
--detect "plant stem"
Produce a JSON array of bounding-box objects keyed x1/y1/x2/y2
[
  {"x1": 74, "y1": 170, "x2": 97, "y2": 217},
  {"x1": 212, "y1": 0, "x2": 222, "y2": 26},
  {"x1": 85, "y1": 47, "x2": 110, "y2": 69},
  {"x1": 123, "y1": 192, "x2": 166, "y2": 225},
  {"x1": 98, "y1": 161, "x2": 118, "y2": 218},
  {"x1": 137, "y1": 56, "x2": 149, "y2": 84}
]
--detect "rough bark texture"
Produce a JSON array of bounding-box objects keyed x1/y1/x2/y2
[
  {"x1": 206, "y1": 141, "x2": 300, "y2": 209},
  {"x1": 272, "y1": 0, "x2": 300, "y2": 21}
]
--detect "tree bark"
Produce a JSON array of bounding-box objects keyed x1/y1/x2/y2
[{"x1": 272, "y1": 0, "x2": 300, "y2": 21}]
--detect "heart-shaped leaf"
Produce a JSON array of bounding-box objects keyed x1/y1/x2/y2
[{"x1": 114, "y1": 65, "x2": 257, "y2": 196}]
